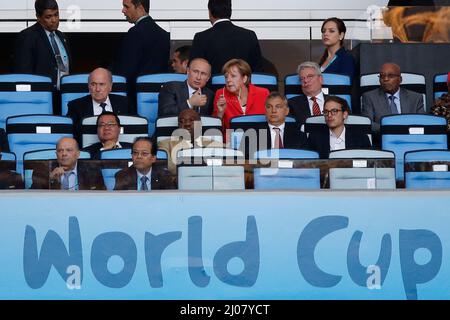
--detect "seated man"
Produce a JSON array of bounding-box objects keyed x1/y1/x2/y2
[
  {"x1": 361, "y1": 62, "x2": 425, "y2": 133},
  {"x1": 31, "y1": 137, "x2": 105, "y2": 190},
  {"x1": 0, "y1": 145, "x2": 23, "y2": 189},
  {"x1": 0, "y1": 128, "x2": 8, "y2": 152},
  {"x1": 158, "y1": 109, "x2": 223, "y2": 174},
  {"x1": 67, "y1": 67, "x2": 131, "y2": 144},
  {"x1": 431, "y1": 72, "x2": 450, "y2": 131},
  {"x1": 158, "y1": 58, "x2": 214, "y2": 117},
  {"x1": 240, "y1": 92, "x2": 308, "y2": 159},
  {"x1": 114, "y1": 137, "x2": 174, "y2": 190},
  {"x1": 82, "y1": 112, "x2": 132, "y2": 159},
  {"x1": 307, "y1": 96, "x2": 371, "y2": 159}
]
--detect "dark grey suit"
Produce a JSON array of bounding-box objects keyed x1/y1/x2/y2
[
  {"x1": 158, "y1": 81, "x2": 214, "y2": 117},
  {"x1": 361, "y1": 88, "x2": 425, "y2": 132}
]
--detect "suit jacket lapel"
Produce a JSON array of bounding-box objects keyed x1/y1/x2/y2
[
  {"x1": 36, "y1": 24, "x2": 56, "y2": 63},
  {"x1": 378, "y1": 88, "x2": 391, "y2": 114}
]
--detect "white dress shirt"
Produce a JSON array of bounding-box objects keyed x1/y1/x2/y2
[
  {"x1": 385, "y1": 89, "x2": 401, "y2": 114},
  {"x1": 329, "y1": 127, "x2": 346, "y2": 151},
  {"x1": 136, "y1": 168, "x2": 152, "y2": 191},
  {"x1": 268, "y1": 123, "x2": 285, "y2": 149},
  {"x1": 306, "y1": 92, "x2": 325, "y2": 115},
  {"x1": 92, "y1": 97, "x2": 113, "y2": 115}
]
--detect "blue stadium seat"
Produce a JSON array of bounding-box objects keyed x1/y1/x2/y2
[
  {"x1": 0, "y1": 74, "x2": 53, "y2": 129},
  {"x1": 284, "y1": 72, "x2": 352, "y2": 109},
  {"x1": 6, "y1": 115, "x2": 73, "y2": 174},
  {"x1": 0, "y1": 151, "x2": 15, "y2": 161},
  {"x1": 155, "y1": 116, "x2": 222, "y2": 142},
  {"x1": 211, "y1": 73, "x2": 278, "y2": 93},
  {"x1": 60, "y1": 74, "x2": 127, "y2": 116},
  {"x1": 433, "y1": 73, "x2": 448, "y2": 100},
  {"x1": 23, "y1": 148, "x2": 90, "y2": 189},
  {"x1": 178, "y1": 165, "x2": 245, "y2": 190},
  {"x1": 381, "y1": 114, "x2": 447, "y2": 181},
  {"x1": 328, "y1": 149, "x2": 396, "y2": 189},
  {"x1": 253, "y1": 149, "x2": 320, "y2": 190},
  {"x1": 405, "y1": 150, "x2": 450, "y2": 189},
  {"x1": 136, "y1": 73, "x2": 187, "y2": 137}
]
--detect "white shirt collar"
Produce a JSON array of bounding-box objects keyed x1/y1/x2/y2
[
  {"x1": 213, "y1": 18, "x2": 230, "y2": 26},
  {"x1": 268, "y1": 122, "x2": 286, "y2": 132},
  {"x1": 93, "y1": 96, "x2": 112, "y2": 114},
  {"x1": 386, "y1": 89, "x2": 400, "y2": 100},
  {"x1": 307, "y1": 91, "x2": 325, "y2": 102},
  {"x1": 135, "y1": 15, "x2": 148, "y2": 25},
  {"x1": 136, "y1": 167, "x2": 152, "y2": 180},
  {"x1": 329, "y1": 126, "x2": 346, "y2": 141}
]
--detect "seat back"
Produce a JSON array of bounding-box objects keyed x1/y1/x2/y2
[
  {"x1": 433, "y1": 73, "x2": 448, "y2": 100},
  {"x1": 60, "y1": 74, "x2": 127, "y2": 115},
  {"x1": 81, "y1": 115, "x2": 149, "y2": 148},
  {"x1": 136, "y1": 73, "x2": 187, "y2": 137},
  {"x1": 328, "y1": 149, "x2": 396, "y2": 189},
  {"x1": 405, "y1": 149, "x2": 450, "y2": 189},
  {"x1": 381, "y1": 114, "x2": 447, "y2": 181},
  {"x1": 6, "y1": 115, "x2": 73, "y2": 173},
  {"x1": 0, "y1": 74, "x2": 53, "y2": 129},
  {"x1": 284, "y1": 73, "x2": 352, "y2": 109},
  {"x1": 211, "y1": 73, "x2": 278, "y2": 93},
  {"x1": 177, "y1": 165, "x2": 245, "y2": 190},
  {"x1": 23, "y1": 148, "x2": 90, "y2": 189},
  {"x1": 0, "y1": 151, "x2": 15, "y2": 161},
  {"x1": 155, "y1": 116, "x2": 222, "y2": 142}
]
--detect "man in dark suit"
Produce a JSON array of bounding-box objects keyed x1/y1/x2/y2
[
  {"x1": 171, "y1": 45, "x2": 191, "y2": 74},
  {"x1": 240, "y1": 92, "x2": 308, "y2": 159},
  {"x1": 361, "y1": 62, "x2": 425, "y2": 133},
  {"x1": 0, "y1": 128, "x2": 8, "y2": 152},
  {"x1": 190, "y1": 0, "x2": 263, "y2": 75},
  {"x1": 31, "y1": 137, "x2": 105, "y2": 190},
  {"x1": 13, "y1": 0, "x2": 71, "y2": 88},
  {"x1": 67, "y1": 68, "x2": 131, "y2": 145},
  {"x1": 158, "y1": 58, "x2": 214, "y2": 117},
  {"x1": 0, "y1": 145, "x2": 23, "y2": 190},
  {"x1": 114, "y1": 137, "x2": 174, "y2": 190},
  {"x1": 82, "y1": 112, "x2": 132, "y2": 159},
  {"x1": 288, "y1": 61, "x2": 327, "y2": 126},
  {"x1": 114, "y1": 0, "x2": 170, "y2": 107},
  {"x1": 307, "y1": 96, "x2": 371, "y2": 159}
]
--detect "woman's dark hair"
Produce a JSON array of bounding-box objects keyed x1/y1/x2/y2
[{"x1": 318, "y1": 17, "x2": 347, "y2": 67}]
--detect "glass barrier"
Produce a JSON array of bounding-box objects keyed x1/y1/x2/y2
[{"x1": 0, "y1": 160, "x2": 23, "y2": 189}]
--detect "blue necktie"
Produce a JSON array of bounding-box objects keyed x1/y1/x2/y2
[
  {"x1": 62, "y1": 172, "x2": 72, "y2": 190},
  {"x1": 49, "y1": 32, "x2": 67, "y2": 73},
  {"x1": 389, "y1": 95, "x2": 398, "y2": 114},
  {"x1": 140, "y1": 176, "x2": 149, "y2": 191},
  {"x1": 99, "y1": 102, "x2": 107, "y2": 113}
]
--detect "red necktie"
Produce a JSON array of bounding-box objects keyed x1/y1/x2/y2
[
  {"x1": 273, "y1": 127, "x2": 284, "y2": 149},
  {"x1": 311, "y1": 96, "x2": 321, "y2": 116}
]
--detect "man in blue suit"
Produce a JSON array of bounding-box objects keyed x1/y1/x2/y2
[{"x1": 114, "y1": 0, "x2": 170, "y2": 108}]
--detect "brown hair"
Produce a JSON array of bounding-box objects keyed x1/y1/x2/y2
[
  {"x1": 222, "y1": 59, "x2": 252, "y2": 86},
  {"x1": 318, "y1": 17, "x2": 347, "y2": 67}
]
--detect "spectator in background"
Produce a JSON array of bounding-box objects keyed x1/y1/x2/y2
[
  {"x1": 82, "y1": 112, "x2": 132, "y2": 159},
  {"x1": 0, "y1": 128, "x2": 8, "y2": 152},
  {"x1": 190, "y1": 0, "x2": 263, "y2": 75},
  {"x1": 288, "y1": 62, "x2": 327, "y2": 126},
  {"x1": 114, "y1": 137, "x2": 174, "y2": 190},
  {"x1": 114, "y1": 0, "x2": 170, "y2": 109},
  {"x1": 431, "y1": 72, "x2": 450, "y2": 147},
  {"x1": 307, "y1": 96, "x2": 371, "y2": 159},
  {"x1": 213, "y1": 59, "x2": 269, "y2": 131},
  {"x1": 171, "y1": 45, "x2": 191, "y2": 74},
  {"x1": 13, "y1": 0, "x2": 71, "y2": 89},
  {"x1": 0, "y1": 144, "x2": 23, "y2": 190},
  {"x1": 361, "y1": 62, "x2": 425, "y2": 133},
  {"x1": 158, "y1": 58, "x2": 214, "y2": 117},
  {"x1": 318, "y1": 17, "x2": 356, "y2": 79},
  {"x1": 67, "y1": 68, "x2": 131, "y2": 145}
]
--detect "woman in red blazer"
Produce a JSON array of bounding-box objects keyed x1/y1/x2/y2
[{"x1": 213, "y1": 59, "x2": 269, "y2": 133}]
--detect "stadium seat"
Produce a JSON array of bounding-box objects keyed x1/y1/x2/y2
[
  {"x1": 81, "y1": 115, "x2": 148, "y2": 148},
  {"x1": 211, "y1": 73, "x2": 278, "y2": 93},
  {"x1": 60, "y1": 74, "x2": 127, "y2": 115},
  {"x1": 6, "y1": 115, "x2": 73, "y2": 174},
  {"x1": 0, "y1": 74, "x2": 53, "y2": 129},
  {"x1": 405, "y1": 149, "x2": 450, "y2": 189},
  {"x1": 433, "y1": 73, "x2": 448, "y2": 100},
  {"x1": 155, "y1": 116, "x2": 222, "y2": 143},
  {"x1": 0, "y1": 151, "x2": 15, "y2": 161},
  {"x1": 136, "y1": 73, "x2": 187, "y2": 137},
  {"x1": 253, "y1": 149, "x2": 320, "y2": 190},
  {"x1": 328, "y1": 149, "x2": 396, "y2": 189},
  {"x1": 178, "y1": 165, "x2": 245, "y2": 190},
  {"x1": 381, "y1": 114, "x2": 447, "y2": 181}
]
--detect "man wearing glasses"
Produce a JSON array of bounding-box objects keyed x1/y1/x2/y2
[
  {"x1": 288, "y1": 61, "x2": 327, "y2": 126},
  {"x1": 307, "y1": 96, "x2": 371, "y2": 159},
  {"x1": 362, "y1": 62, "x2": 425, "y2": 133},
  {"x1": 114, "y1": 137, "x2": 173, "y2": 190},
  {"x1": 83, "y1": 112, "x2": 132, "y2": 159},
  {"x1": 67, "y1": 68, "x2": 131, "y2": 145}
]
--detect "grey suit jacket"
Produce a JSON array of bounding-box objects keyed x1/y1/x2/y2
[{"x1": 361, "y1": 87, "x2": 425, "y2": 132}]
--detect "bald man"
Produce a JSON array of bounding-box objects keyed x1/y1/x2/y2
[
  {"x1": 361, "y1": 62, "x2": 425, "y2": 133},
  {"x1": 31, "y1": 137, "x2": 105, "y2": 190},
  {"x1": 67, "y1": 67, "x2": 132, "y2": 145}
]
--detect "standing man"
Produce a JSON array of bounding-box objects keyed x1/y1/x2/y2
[
  {"x1": 114, "y1": 0, "x2": 170, "y2": 107},
  {"x1": 288, "y1": 61, "x2": 327, "y2": 126},
  {"x1": 361, "y1": 62, "x2": 425, "y2": 133},
  {"x1": 67, "y1": 68, "x2": 131, "y2": 145},
  {"x1": 158, "y1": 58, "x2": 214, "y2": 117},
  {"x1": 190, "y1": 0, "x2": 263, "y2": 75},
  {"x1": 171, "y1": 45, "x2": 191, "y2": 74},
  {"x1": 13, "y1": 0, "x2": 71, "y2": 89}
]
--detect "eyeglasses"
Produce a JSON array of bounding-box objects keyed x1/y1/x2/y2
[
  {"x1": 98, "y1": 122, "x2": 118, "y2": 128},
  {"x1": 378, "y1": 73, "x2": 400, "y2": 79},
  {"x1": 132, "y1": 150, "x2": 152, "y2": 157},
  {"x1": 300, "y1": 74, "x2": 319, "y2": 82},
  {"x1": 323, "y1": 109, "x2": 343, "y2": 116}
]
